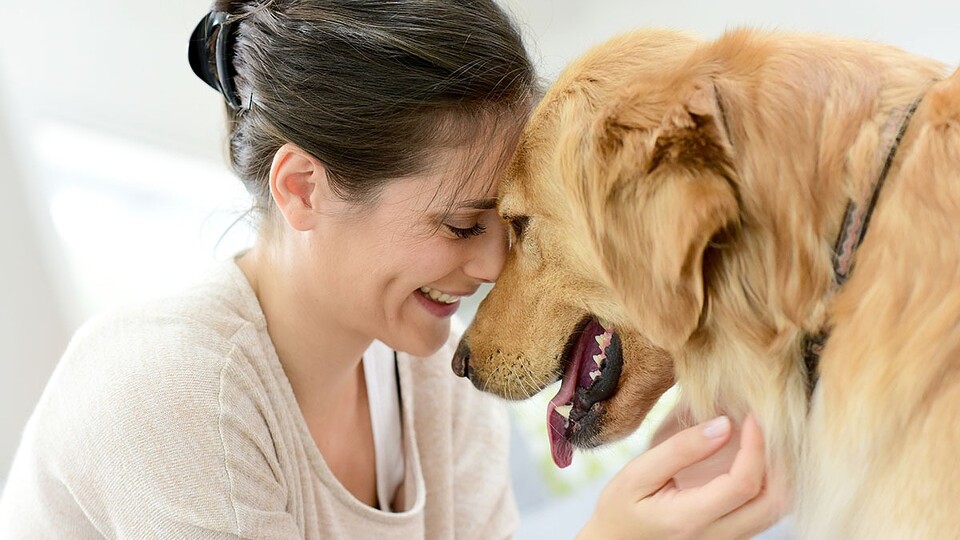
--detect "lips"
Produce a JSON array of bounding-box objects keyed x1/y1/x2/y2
[
  {"x1": 546, "y1": 317, "x2": 624, "y2": 468},
  {"x1": 415, "y1": 288, "x2": 460, "y2": 318}
]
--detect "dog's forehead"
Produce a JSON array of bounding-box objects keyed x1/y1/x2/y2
[
  {"x1": 498, "y1": 154, "x2": 523, "y2": 211},
  {"x1": 496, "y1": 179, "x2": 533, "y2": 220},
  {"x1": 498, "y1": 148, "x2": 556, "y2": 219},
  {"x1": 499, "y1": 135, "x2": 542, "y2": 212},
  {"x1": 496, "y1": 27, "x2": 704, "y2": 220}
]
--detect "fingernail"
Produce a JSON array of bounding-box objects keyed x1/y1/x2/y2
[{"x1": 703, "y1": 416, "x2": 730, "y2": 439}]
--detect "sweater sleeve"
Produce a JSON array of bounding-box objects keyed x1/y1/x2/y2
[{"x1": 0, "y1": 314, "x2": 301, "y2": 539}]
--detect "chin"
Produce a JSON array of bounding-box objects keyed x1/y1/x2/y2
[{"x1": 387, "y1": 320, "x2": 451, "y2": 358}]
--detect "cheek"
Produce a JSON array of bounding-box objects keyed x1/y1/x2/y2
[{"x1": 400, "y1": 241, "x2": 465, "y2": 283}]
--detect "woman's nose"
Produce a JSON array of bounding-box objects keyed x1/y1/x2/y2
[{"x1": 463, "y1": 219, "x2": 508, "y2": 283}]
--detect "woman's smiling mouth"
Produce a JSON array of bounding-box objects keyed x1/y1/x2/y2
[
  {"x1": 419, "y1": 286, "x2": 463, "y2": 304},
  {"x1": 416, "y1": 286, "x2": 468, "y2": 318}
]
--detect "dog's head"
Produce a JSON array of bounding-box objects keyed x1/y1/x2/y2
[{"x1": 454, "y1": 30, "x2": 742, "y2": 467}]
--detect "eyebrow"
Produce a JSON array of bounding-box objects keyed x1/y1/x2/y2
[{"x1": 457, "y1": 197, "x2": 498, "y2": 210}]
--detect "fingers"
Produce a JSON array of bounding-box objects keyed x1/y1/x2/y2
[
  {"x1": 616, "y1": 415, "x2": 734, "y2": 498},
  {"x1": 704, "y1": 475, "x2": 788, "y2": 540},
  {"x1": 591, "y1": 413, "x2": 789, "y2": 540},
  {"x1": 678, "y1": 415, "x2": 767, "y2": 519},
  {"x1": 704, "y1": 450, "x2": 791, "y2": 540}
]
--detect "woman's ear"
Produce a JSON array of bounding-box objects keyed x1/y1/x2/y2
[{"x1": 269, "y1": 142, "x2": 330, "y2": 232}]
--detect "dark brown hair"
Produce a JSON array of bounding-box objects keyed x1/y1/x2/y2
[{"x1": 202, "y1": 0, "x2": 537, "y2": 223}]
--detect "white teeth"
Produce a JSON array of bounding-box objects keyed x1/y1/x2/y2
[
  {"x1": 596, "y1": 331, "x2": 613, "y2": 352},
  {"x1": 555, "y1": 404, "x2": 572, "y2": 419},
  {"x1": 593, "y1": 354, "x2": 604, "y2": 366},
  {"x1": 589, "y1": 369, "x2": 602, "y2": 381},
  {"x1": 420, "y1": 286, "x2": 461, "y2": 304}
]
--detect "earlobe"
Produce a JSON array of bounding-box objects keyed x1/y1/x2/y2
[{"x1": 269, "y1": 143, "x2": 327, "y2": 232}]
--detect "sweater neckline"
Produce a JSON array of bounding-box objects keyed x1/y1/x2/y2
[{"x1": 222, "y1": 257, "x2": 427, "y2": 524}]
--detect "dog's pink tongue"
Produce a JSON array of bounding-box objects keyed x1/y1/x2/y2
[
  {"x1": 546, "y1": 355, "x2": 581, "y2": 469},
  {"x1": 547, "y1": 401, "x2": 573, "y2": 468}
]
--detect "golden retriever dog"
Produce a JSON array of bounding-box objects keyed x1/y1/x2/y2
[{"x1": 452, "y1": 28, "x2": 960, "y2": 538}]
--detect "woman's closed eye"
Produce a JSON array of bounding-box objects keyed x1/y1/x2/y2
[{"x1": 447, "y1": 223, "x2": 487, "y2": 239}]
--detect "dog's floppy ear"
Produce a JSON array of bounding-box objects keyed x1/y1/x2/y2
[{"x1": 589, "y1": 81, "x2": 739, "y2": 350}]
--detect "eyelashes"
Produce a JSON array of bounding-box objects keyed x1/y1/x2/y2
[{"x1": 447, "y1": 223, "x2": 487, "y2": 239}]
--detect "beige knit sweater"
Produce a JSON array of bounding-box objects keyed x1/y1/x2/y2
[{"x1": 0, "y1": 261, "x2": 517, "y2": 539}]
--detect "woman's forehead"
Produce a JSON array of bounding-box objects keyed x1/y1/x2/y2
[
  {"x1": 412, "y1": 143, "x2": 509, "y2": 207},
  {"x1": 370, "y1": 116, "x2": 525, "y2": 218}
]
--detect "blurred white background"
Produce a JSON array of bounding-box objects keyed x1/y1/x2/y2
[{"x1": 1, "y1": 0, "x2": 957, "y2": 537}]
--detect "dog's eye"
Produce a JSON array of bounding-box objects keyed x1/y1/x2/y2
[{"x1": 509, "y1": 216, "x2": 529, "y2": 239}]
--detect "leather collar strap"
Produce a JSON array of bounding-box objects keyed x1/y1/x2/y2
[{"x1": 802, "y1": 96, "x2": 923, "y2": 389}]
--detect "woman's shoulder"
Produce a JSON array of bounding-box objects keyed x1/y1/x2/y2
[
  {"x1": 36, "y1": 263, "x2": 272, "y2": 446},
  {"x1": 19, "y1": 272, "x2": 281, "y2": 496},
  {"x1": 65, "y1": 260, "x2": 263, "y2": 375},
  {"x1": 81, "y1": 259, "x2": 258, "y2": 342},
  {"x1": 3, "y1": 265, "x2": 304, "y2": 538},
  {"x1": 10, "y1": 293, "x2": 285, "y2": 536},
  {"x1": 65, "y1": 300, "x2": 236, "y2": 384},
  {"x1": 62, "y1": 304, "x2": 233, "y2": 394}
]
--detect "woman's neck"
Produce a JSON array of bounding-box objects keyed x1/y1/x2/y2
[
  {"x1": 236, "y1": 245, "x2": 372, "y2": 417},
  {"x1": 238, "y1": 244, "x2": 380, "y2": 507}
]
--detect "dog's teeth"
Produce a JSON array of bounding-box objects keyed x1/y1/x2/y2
[
  {"x1": 555, "y1": 404, "x2": 572, "y2": 419},
  {"x1": 593, "y1": 354, "x2": 604, "y2": 366},
  {"x1": 589, "y1": 369, "x2": 601, "y2": 381},
  {"x1": 597, "y1": 332, "x2": 612, "y2": 351}
]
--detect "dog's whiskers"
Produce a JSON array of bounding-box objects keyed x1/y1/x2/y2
[
  {"x1": 517, "y1": 361, "x2": 541, "y2": 396},
  {"x1": 508, "y1": 358, "x2": 540, "y2": 398}
]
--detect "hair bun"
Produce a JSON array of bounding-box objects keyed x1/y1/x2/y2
[{"x1": 187, "y1": 11, "x2": 244, "y2": 110}]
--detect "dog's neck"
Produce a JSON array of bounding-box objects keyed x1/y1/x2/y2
[
  {"x1": 801, "y1": 97, "x2": 924, "y2": 380},
  {"x1": 694, "y1": 34, "x2": 940, "y2": 350},
  {"x1": 675, "y1": 35, "x2": 943, "y2": 473}
]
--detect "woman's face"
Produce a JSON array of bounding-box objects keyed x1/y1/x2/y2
[{"x1": 307, "y1": 142, "x2": 511, "y2": 357}]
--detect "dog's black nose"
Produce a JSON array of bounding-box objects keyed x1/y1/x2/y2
[{"x1": 452, "y1": 339, "x2": 471, "y2": 378}]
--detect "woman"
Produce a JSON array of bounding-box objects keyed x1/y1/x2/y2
[{"x1": 0, "y1": 1, "x2": 784, "y2": 537}]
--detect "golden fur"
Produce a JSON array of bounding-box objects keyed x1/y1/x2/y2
[{"x1": 460, "y1": 28, "x2": 960, "y2": 537}]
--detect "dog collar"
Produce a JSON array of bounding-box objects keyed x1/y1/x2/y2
[{"x1": 802, "y1": 96, "x2": 923, "y2": 389}]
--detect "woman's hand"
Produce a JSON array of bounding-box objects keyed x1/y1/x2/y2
[{"x1": 577, "y1": 414, "x2": 788, "y2": 540}]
